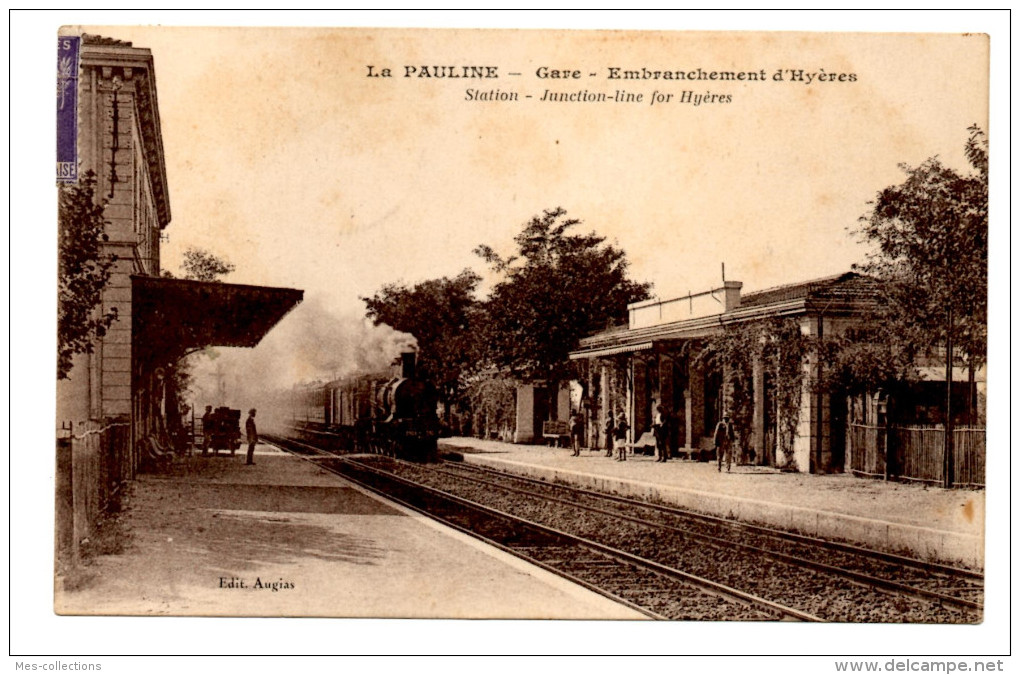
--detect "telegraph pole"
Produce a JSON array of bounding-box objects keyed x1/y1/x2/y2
[{"x1": 943, "y1": 306, "x2": 955, "y2": 489}]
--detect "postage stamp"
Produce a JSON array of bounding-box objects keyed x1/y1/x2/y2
[{"x1": 56, "y1": 35, "x2": 81, "y2": 182}]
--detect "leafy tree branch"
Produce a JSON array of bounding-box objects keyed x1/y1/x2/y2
[
  {"x1": 476, "y1": 207, "x2": 652, "y2": 382},
  {"x1": 58, "y1": 171, "x2": 118, "y2": 379}
]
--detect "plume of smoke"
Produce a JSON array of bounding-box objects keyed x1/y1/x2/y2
[{"x1": 183, "y1": 297, "x2": 416, "y2": 432}]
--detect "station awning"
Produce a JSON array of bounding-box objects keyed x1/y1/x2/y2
[
  {"x1": 132, "y1": 276, "x2": 303, "y2": 364},
  {"x1": 568, "y1": 341, "x2": 654, "y2": 360}
]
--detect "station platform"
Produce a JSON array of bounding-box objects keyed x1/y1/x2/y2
[
  {"x1": 439, "y1": 437, "x2": 985, "y2": 568},
  {"x1": 54, "y1": 442, "x2": 645, "y2": 620}
]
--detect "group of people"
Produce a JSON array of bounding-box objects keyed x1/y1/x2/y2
[
  {"x1": 567, "y1": 405, "x2": 737, "y2": 471},
  {"x1": 570, "y1": 410, "x2": 631, "y2": 460},
  {"x1": 200, "y1": 405, "x2": 259, "y2": 465}
]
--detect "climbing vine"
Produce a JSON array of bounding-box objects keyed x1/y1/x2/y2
[
  {"x1": 766, "y1": 319, "x2": 809, "y2": 468},
  {"x1": 601, "y1": 354, "x2": 630, "y2": 418},
  {"x1": 699, "y1": 318, "x2": 808, "y2": 468}
]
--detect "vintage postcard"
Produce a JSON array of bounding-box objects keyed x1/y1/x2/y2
[{"x1": 32, "y1": 17, "x2": 1002, "y2": 658}]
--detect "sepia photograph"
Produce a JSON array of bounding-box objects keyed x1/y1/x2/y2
[{"x1": 10, "y1": 9, "x2": 1009, "y2": 666}]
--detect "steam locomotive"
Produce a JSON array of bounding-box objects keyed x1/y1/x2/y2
[{"x1": 291, "y1": 350, "x2": 441, "y2": 462}]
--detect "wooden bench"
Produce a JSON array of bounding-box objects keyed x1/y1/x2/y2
[
  {"x1": 541, "y1": 420, "x2": 571, "y2": 447},
  {"x1": 627, "y1": 431, "x2": 658, "y2": 456},
  {"x1": 143, "y1": 434, "x2": 175, "y2": 469}
]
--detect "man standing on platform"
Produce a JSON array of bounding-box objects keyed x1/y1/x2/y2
[
  {"x1": 245, "y1": 408, "x2": 258, "y2": 465},
  {"x1": 614, "y1": 411, "x2": 629, "y2": 461},
  {"x1": 653, "y1": 405, "x2": 669, "y2": 463},
  {"x1": 201, "y1": 405, "x2": 212, "y2": 455},
  {"x1": 715, "y1": 414, "x2": 734, "y2": 472},
  {"x1": 604, "y1": 411, "x2": 615, "y2": 457},
  {"x1": 569, "y1": 411, "x2": 583, "y2": 456}
]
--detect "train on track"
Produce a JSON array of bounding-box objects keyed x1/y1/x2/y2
[{"x1": 289, "y1": 350, "x2": 441, "y2": 462}]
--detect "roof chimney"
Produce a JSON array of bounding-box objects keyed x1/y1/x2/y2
[{"x1": 724, "y1": 281, "x2": 743, "y2": 311}]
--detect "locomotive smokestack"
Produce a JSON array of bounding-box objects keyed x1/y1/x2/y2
[{"x1": 401, "y1": 351, "x2": 416, "y2": 379}]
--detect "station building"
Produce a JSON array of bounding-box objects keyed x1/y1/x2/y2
[
  {"x1": 568, "y1": 273, "x2": 882, "y2": 473},
  {"x1": 56, "y1": 35, "x2": 303, "y2": 565},
  {"x1": 567, "y1": 271, "x2": 985, "y2": 484}
]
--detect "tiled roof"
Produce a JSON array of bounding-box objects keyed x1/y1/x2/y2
[
  {"x1": 739, "y1": 272, "x2": 880, "y2": 308},
  {"x1": 572, "y1": 271, "x2": 882, "y2": 357}
]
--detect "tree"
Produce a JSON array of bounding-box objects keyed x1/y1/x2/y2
[
  {"x1": 58, "y1": 171, "x2": 117, "y2": 379},
  {"x1": 179, "y1": 246, "x2": 236, "y2": 282},
  {"x1": 856, "y1": 126, "x2": 987, "y2": 366},
  {"x1": 466, "y1": 375, "x2": 517, "y2": 440},
  {"x1": 476, "y1": 207, "x2": 652, "y2": 383},
  {"x1": 854, "y1": 126, "x2": 988, "y2": 486},
  {"x1": 363, "y1": 269, "x2": 483, "y2": 418},
  {"x1": 817, "y1": 325, "x2": 918, "y2": 397}
]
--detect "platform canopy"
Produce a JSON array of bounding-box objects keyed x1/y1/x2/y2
[
  {"x1": 132, "y1": 276, "x2": 303, "y2": 365},
  {"x1": 568, "y1": 341, "x2": 654, "y2": 360}
]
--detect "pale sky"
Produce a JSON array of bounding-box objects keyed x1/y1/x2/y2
[
  {"x1": 77, "y1": 26, "x2": 989, "y2": 314},
  {"x1": 66, "y1": 26, "x2": 988, "y2": 394}
]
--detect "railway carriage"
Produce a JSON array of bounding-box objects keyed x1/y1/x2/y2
[{"x1": 291, "y1": 351, "x2": 440, "y2": 461}]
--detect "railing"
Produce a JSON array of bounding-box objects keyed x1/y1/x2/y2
[
  {"x1": 847, "y1": 423, "x2": 985, "y2": 488},
  {"x1": 55, "y1": 417, "x2": 132, "y2": 565}
]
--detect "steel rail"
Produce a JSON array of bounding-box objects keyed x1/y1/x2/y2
[
  {"x1": 268, "y1": 433, "x2": 979, "y2": 620},
  {"x1": 262, "y1": 435, "x2": 666, "y2": 619},
  {"x1": 264, "y1": 433, "x2": 334, "y2": 455},
  {"x1": 444, "y1": 457, "x2": 983, "y2": 579},
  {"x1": 427, "y1": 460, "x2": 982, "y2": 614},
  {"x1": 270, "y1": 432, "x2": 805, "y2": 621},
  {"x1": 338, "y1": 457, "x2": 821, "y2": 622}
]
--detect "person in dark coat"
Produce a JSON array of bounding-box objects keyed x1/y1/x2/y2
[
  {"x1": 245, "y1": 408, "x2": 258, "y2": 465},
  {"x1": 603, "y1": 412, "x2": 615, "y2": 457},
  {"x1": 714, "y1": 414, "x2": 735, "y2": 472},
  {"x1": 614, "y1": 411, "x2": 629, "y2": 461},
  {"x1": 653, "y1": 405, "x2": 670, "y2": 463},
  {"x1": 569, "y1": 412, "x2": 583, "y2": 456},
  {"x1": 201, "y1": 405, "x2": 212, "y2": 455}
]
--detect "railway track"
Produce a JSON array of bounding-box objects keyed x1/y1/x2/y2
[
  {"x1": 264, "y1": 434, "x2": 982, "y2": 622},
  {"x1": 435, "y1": 460, "x2": 984, "y2": 608},
  {"x1": 264, "y1": 434, "x2": 816, "y2": 621},
  {"x1": 387, "y1": 458, "x2": 982, "y2": 622}
]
